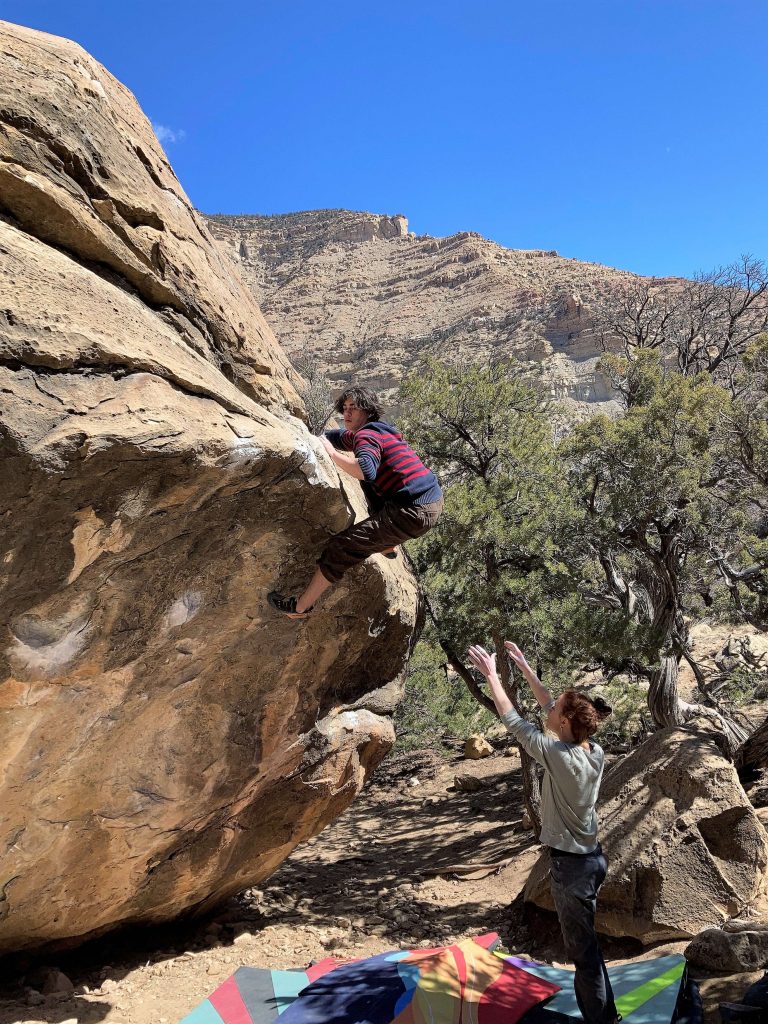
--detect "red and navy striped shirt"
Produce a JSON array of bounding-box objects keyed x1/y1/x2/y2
[{"x1": 326, "y1": 421, "x2": 442, "y2": 506}]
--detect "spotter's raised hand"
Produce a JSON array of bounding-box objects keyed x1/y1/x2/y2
[
  {"x1": 467, "y1": 644, "x2": 497, "y2": 680},
  {"x1": 504, "y1": 641, "x2": 530, "y2": 671}
]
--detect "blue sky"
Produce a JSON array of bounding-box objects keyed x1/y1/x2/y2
[{"x1": 4, "y1": 1, "x2": 767, "y2": 277}]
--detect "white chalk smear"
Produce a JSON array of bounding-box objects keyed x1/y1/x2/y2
[
  {"x1": 296, "y1": 438, "x2": 335, "y2": 488},
  {"x1": 164, "y1": 591, "x2": 203, "y2": 630},
  {"x1": 8, "y1": 617, "x2": 90, "y2": 677}
]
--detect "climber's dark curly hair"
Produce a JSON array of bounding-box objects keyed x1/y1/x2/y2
[{"x1": 333, "y1": 385, "x2": 383, "y2": 422}]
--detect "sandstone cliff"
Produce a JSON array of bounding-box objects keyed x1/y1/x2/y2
[
  {"x1": 206, "y1": 209, "x2": 657, "y2": 418},
  {"x1": 0, "y1": 21, "x2": 418, "y2": 953}
]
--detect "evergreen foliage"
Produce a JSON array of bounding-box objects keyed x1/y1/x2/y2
[
  {"x1": 399, "y1": 358, "x2": 580, "y2": 828},
  {"x1": 398, "y1": 342, "x2": 768, "y2": 749},
  {"x1": 393, "y1": 635, "x2": 497, "y2": 752},
  {"x1": 401, "y1": 358, "x2": 582, "y2": 675}
]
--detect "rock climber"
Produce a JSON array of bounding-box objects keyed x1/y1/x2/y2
[{"x1": 268, "y1": 385, "x2": 443, "y2": 618}]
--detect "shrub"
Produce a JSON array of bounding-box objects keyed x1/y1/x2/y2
[{"x1": 394, "y1": 639, "x2": 497, "y2": 752}]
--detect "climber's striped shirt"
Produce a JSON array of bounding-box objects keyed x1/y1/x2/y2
[{"x1": 326, "y1": 421, "x2": 442, "y2": 507}]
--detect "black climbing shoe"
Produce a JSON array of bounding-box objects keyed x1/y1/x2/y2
[
  {"x1": 383, "y1": 550, "x2": 398, "y2": 559},
  {"x1": 268, "y1": 591, "x2": 312, "y2": 618}
]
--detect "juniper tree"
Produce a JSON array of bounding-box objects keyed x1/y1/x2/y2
[
  {"x1": 579, "y1": 259, "x2": 768, "y2": 744},
  {"x1": 716, "y1": 334, "x2": 768, "y2": 624},
  {"x1": 564, "y1": 352, "x2": 767, "y2": 747},
  {"x1": 400, "y1": 358, "x2": 584, "y2": 833}
]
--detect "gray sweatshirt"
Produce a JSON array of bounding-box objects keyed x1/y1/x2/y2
[{"x1": 501, "y1": 706, "x2": 604, "y2": 854}]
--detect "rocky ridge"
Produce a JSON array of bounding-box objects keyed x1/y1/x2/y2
[{"x1": 206, "y1": 209, "x2": 664, "y2": 417}]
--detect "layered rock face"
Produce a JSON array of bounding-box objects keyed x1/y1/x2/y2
[
  {"x1": 524, "y1": 723, "x2": 768, "y2": 943},
  {"x1": 737, "y1": 712, "x2": 768, "y2": 812},
  {"x1": 206, "y1": 209, "x2": 651, "y2": 419},
  {"x1": 0, "y1": 21, "x2": 418, "y2": 952}
]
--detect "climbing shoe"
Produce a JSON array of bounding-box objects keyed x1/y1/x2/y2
[{"x1": 267, "y1": 591, "x2": 312, "y2": 618}]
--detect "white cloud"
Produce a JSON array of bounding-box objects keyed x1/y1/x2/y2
[{"x1": 152, "y1": 122, "x2": 186, "y2": 145}]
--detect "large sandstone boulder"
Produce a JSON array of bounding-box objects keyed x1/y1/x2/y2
[
  {"x1": 0, "y1": 22, "x2": 297, "y2": 413},
  {"x1": 524, "y1": 722, "x2": 768, "y2": 943},
  {"x1": 0, "y1": 21, "x2": 418, "y2": 953}
]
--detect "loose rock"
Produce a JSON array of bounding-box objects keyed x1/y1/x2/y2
[
  {"x1": 453, "y1": 773, "x2": 486, "y2": 793},
  {"x1": 685, "y1": 927, "x2": 768, "y2": 972},
  {"x1": 41, "y1": 969, "x2": 75, "y2": 996},
  {"x1": 464, "y1": 735, "x2": 494, "y2": 759}
]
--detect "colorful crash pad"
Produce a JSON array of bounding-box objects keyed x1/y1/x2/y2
[
  {"x1": 180, "y1": 934, "x2": 560, "y2": 1024},
  {"x1": 180, "y1": 956, "x2": 348, "y2": 1024},
  {"x1": 502, "y1": 953, "x2": 688, "y2": 1023}
]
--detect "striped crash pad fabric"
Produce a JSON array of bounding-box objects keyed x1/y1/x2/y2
[
  {"x1": 501, "y1": 953, "x2": 688, "y2": 1023},
  {"x1": 180, "y1": 933, "x2": 560, "y2": 1024},
  {"x1": 180, "y1": 957, "x2": 344, "y2": 1024}
]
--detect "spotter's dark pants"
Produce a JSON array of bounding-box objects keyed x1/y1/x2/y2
[{"x1": 549, "y1": 844, "x2": 618, "y2": 1024}]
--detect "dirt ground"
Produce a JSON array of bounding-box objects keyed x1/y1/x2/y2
[{"x1": 0, "y1": 741, "x2": 764, "y2": 1024}]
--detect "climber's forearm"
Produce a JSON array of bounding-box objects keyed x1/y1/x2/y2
[{"x1": 322, "y1": 440, "x2": 365, "y2": 480}]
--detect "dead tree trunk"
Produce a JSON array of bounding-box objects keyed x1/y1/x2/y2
[
  {"x1": 435, "y1": 633, "x2": 543, "y2": 834},
  {"x1": 519, "y1": 749, "x2": 542, "y2": 837},
  {"x1": 645, "y1": 594, "x2": 750, "y2": 752},
  {"x1": 586, "y1": 540, "x2": 749, "y2": 753},
  {"x1": 648, "y1": 654, "x2": 685, "y2": 727}
]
